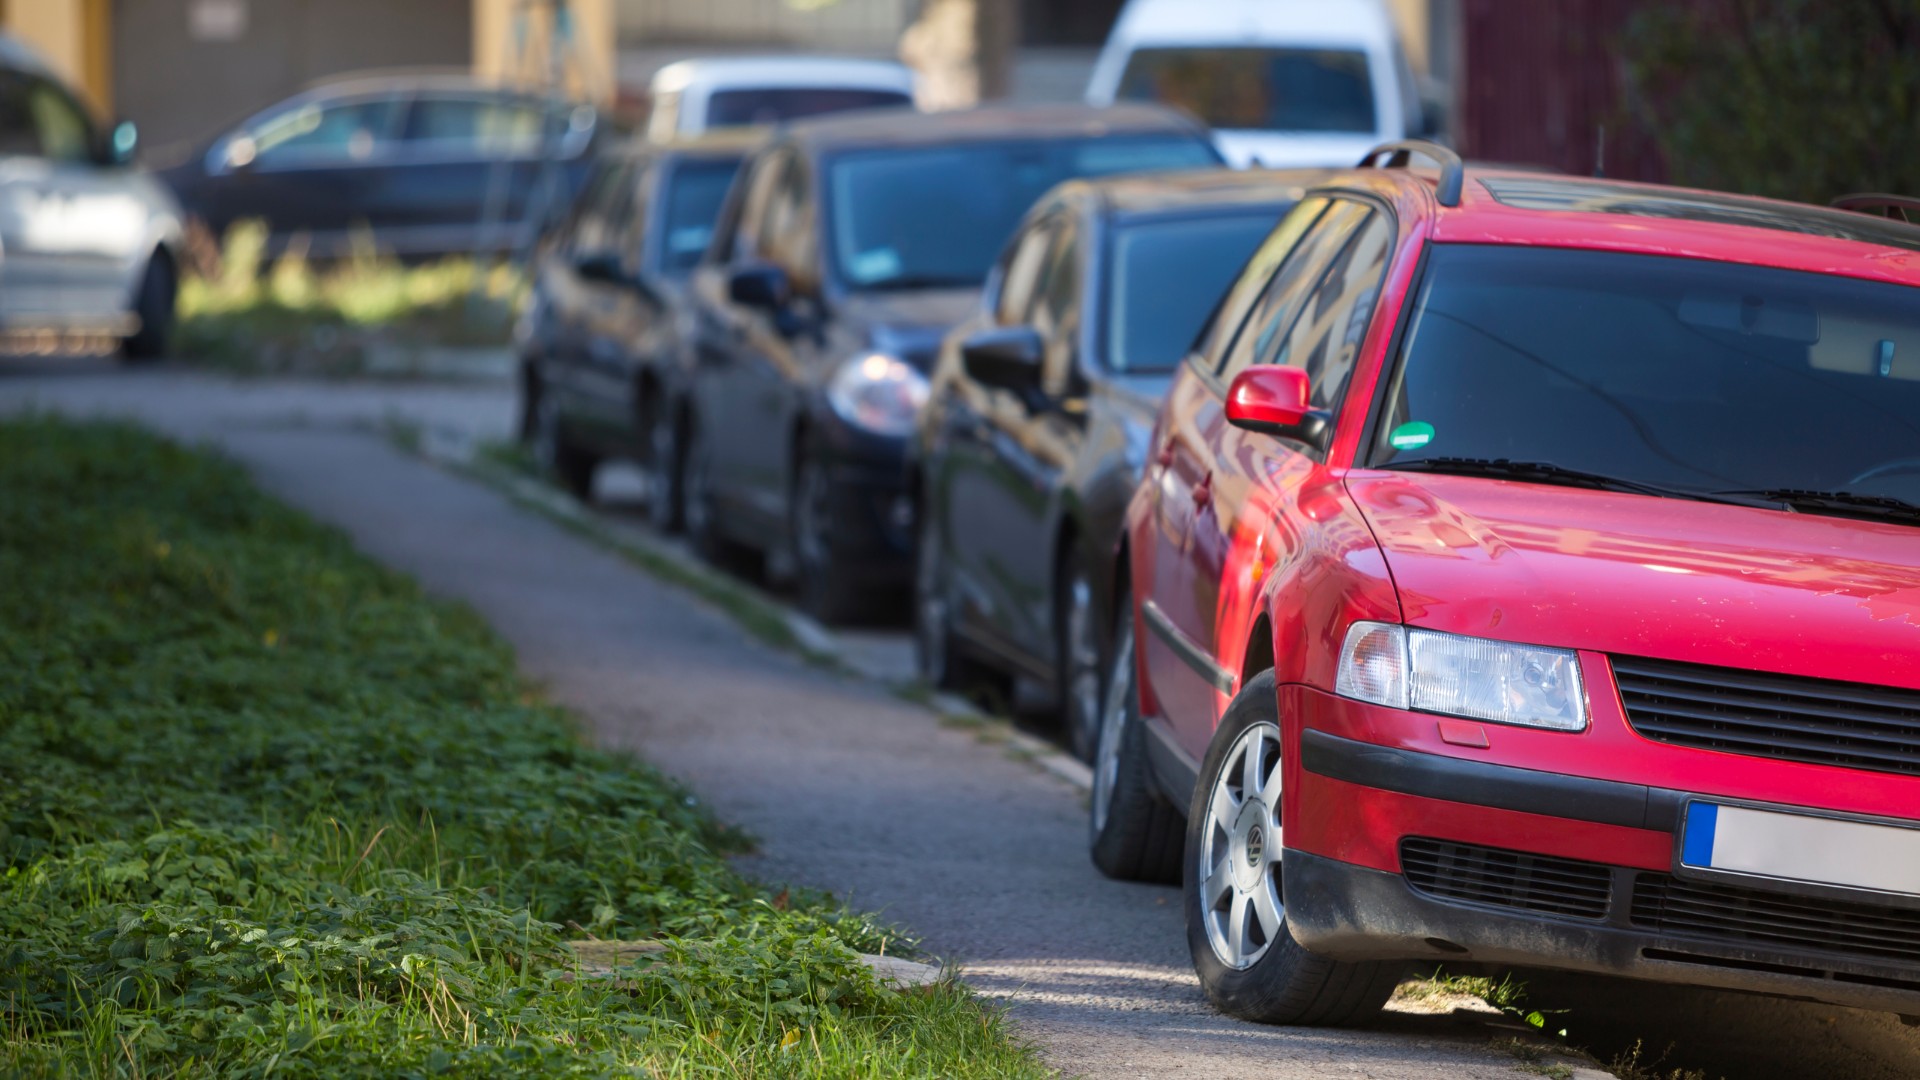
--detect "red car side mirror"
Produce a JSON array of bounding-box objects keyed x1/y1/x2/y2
[{"x1": 1226, "y1": 365, "x2": 1330, "y2": 452}]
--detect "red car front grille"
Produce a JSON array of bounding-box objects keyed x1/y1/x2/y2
[
  {"x1": 1400, "y1": 838, "x2": 1612, "y2": 920},
  {"x1": 1631, "y1": 873, "x2": 1920, "y2": 968},
  {"x1": 1613, "y1": 656, "x2": 1920, "y2": 777}
]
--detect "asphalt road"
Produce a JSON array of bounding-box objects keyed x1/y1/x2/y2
[{"x1": 9, "y1": 359, "x2": 1920, "y2": 1080}]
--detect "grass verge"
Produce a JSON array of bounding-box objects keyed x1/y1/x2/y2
[
  {"x1": 0, "y1": 417, "x2": 1047, "y2": 1078},
  {"x1": 177, "y1": 221, "x2": 518, "y2": 377}
]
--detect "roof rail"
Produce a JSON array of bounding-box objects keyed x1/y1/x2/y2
[
  {"x1": 1831, "y1": 193, "x2": 1920, "y2": 224},
  {"x1": 1358, "y1": 140, "x2": 1465, "y2": 207}
]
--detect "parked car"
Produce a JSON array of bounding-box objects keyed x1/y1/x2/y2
[
  {"x1": 0, "y1": 33, "x2": 182, "y2": 359},
  {"x1": 644, "y1": 57, "x2": 916, "y2": 142},
  {"x1": 1086, "y1": 0, "x2": 1429, "y2": 169},
  {"x1": 1095, "y1": 141, "x2": 1920, "y2": 1026},
  {"x1": 158, "y1": 73, "x2": 600, "y2": 259},
  {"x1": 913, "y1": 168, "x2": 1322, "y2": 761},
  {"x1": 516, "y1": 131, "x2": 756, "y2": 521},
  {"x1": 676, "y1": 103, "x2": 1220, "y2": 623}
]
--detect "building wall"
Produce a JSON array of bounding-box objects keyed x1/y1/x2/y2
[
  {"x1": 1455, "y1": 0, "x2": 1665, "y2": 180},
  {"x1": 112, "y1": 0, "x2": 473, "y2": 155},
  {"x1": 615, "y1": 0, "x2": 911, "y2": 52},
  {"x1": 474, "y1": 0, "x2": 616, "y2": 103}
]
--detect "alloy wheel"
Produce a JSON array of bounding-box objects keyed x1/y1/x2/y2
[
  {"x1": 1197, "y1": 720, "x2": 1284, "y2": 971},
  {"x1": 1063, "y1": 570, "x2": 1102, "y2": 761},
  {"x1": 532, "y1": 390, "x2": 561, "y2": 476},
  {"x1": 915, "y1": 509, "x2": 951, "y2": 685},
  {"x1": 1090, "y1": 617, "x2": 1134, "y2": 835}
]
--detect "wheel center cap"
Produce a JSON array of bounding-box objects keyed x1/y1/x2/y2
[{"x1": 1229, "y1": 805, "x2": 1270, "y2": 892}]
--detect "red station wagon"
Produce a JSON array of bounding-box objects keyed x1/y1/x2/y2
[{"x1": 1092, "y1": 142, "x2": 1920, "y2": 1025}]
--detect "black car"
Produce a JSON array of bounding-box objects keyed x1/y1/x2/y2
[
  {"x1": 159, "y1": 73, "x2": 600, "y2": 258},
  {"x1": 913, "y1": 169, "x2": 1321, "y2": 760},
  {"x1": 677, "y1": 103, "x2": 1221, "y2": 623},
  {"x1": 516, "y1": 132, "x2": 755, "y2": 518}
]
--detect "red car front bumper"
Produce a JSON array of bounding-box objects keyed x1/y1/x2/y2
[{"x1": 1278, "y1": 673, "x2": 1920, "y2": 1015}]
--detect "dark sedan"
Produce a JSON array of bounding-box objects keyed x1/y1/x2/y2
[
  {"x1": 677, "y1": 103, "x2": 1220, "y2": 624},
  {"x1": 159, "y1": 73, "x2": 600, "y2": 258},
  {"x1": 913, "y1": 169, "x2": 1322, "y2": 759},
  {"x1": 516, "y1": 132, "x2": 755, "y2": 516}
]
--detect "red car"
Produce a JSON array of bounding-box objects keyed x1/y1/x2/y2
[{"x1": 1094, "y1": 141, "x2": 1920, "y2": 1026}]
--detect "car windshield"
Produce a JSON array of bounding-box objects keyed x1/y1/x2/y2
[
  {"x1": 1117, "y1": 47, "x2": 1377, "y2": 134},
  {"x1": 1107, "y1": 211, "x2": 1280, "y2": 373},
  {"x1": 660, "y1": 157, "x2": 742, "y2": 274},
  {"x1": 1372, "y1": 245, "x2": 1920, "y2": 510},
  {"x1": 828, "y1": 136, "x2": 1217, "y2": 291},
  {"x1": 705, "y1": 87, "x2": 911, "y2": 127}
]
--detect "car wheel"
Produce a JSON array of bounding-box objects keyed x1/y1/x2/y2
[
  {"x1": 683, "y1": 415, "x2": 728, "y2": 563},
  {"x1": 914, "y1": 498, "x2": 984, "y2": 690},
  {"x1": 1059, "y1": 550, "x2": 1103, "y2": 763},
  {"x1": 792, "y1": 446, "x2": 869, "y2": 625},
  {"x1": 119, "y1": 254, "x2": 176, "y2": 362},
  {"x1": 533, "y1": 385, "x2": 598, "y2": 501},
  {"x1": 644, "y1": 399, "x2": 684, "y2": 532},
  {"x1": 1184, "y1": 670, "x2": 1401, "y2": 1026},
  {"x1": 1089, "y1": 585, "x2": 1184, "y2": 883}
]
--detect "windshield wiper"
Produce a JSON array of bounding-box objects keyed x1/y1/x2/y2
[
  {"x1": 1712, "y1": 487, "x2": 1920, "y2": 526},
  {"x1": 1387, "y1": 457, "x2": 1780, "y2": 509}
]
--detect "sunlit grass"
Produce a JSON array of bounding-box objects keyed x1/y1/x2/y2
[
  {"x1": 176, "y1": 221, "x2": 523, "y2": 374},
  {"x1": 0, "y1": 417, "x2": 1050, "y2": 1079}
]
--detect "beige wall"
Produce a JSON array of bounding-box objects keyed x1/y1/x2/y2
[
  {"x1": 5, "y1": 0, "x2": 111, "y2": 111},
  {"x1": 474, "y1": 0, "x2": 617, "y2": 103}
]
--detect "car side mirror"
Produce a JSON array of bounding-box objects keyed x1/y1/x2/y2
[
  {"x1": 105, "y1": 120, "x2": 138, "y2": 166},
  {"x1": 1225, "y1": 365, "x2": 1330, "y2": 451},
  {"x1": 727, "y1": 263, "x2": 789, "y2": 311},
  {"x1": 575, "y1": 252, "x2": 627, "y2": 284},
  {"x1": 960, "y1": 326, "x2": 1045, "y2": 394},
  {"x1": 1418, "y1": 99, "x2": 1446, "y2": 140}
]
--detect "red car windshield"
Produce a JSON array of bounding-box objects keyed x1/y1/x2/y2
[{"x1": 1370, "y1": 245, "x2": 1920, "y2": 510}]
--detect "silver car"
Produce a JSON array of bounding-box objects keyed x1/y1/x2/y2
[{"x1": 0, "y1": 34, "x2": 183, "y2": 359}]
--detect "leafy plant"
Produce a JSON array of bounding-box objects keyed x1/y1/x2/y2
[
  {"x1": 1625, "y1": 0, "x2": 1920, "y2": 202},
  {"x1": 175, "y1": 221, "x2": 523, "y2": 375},
  {"x1": 0, "y1": 417, "x2": 1046, "y2": 1078}
]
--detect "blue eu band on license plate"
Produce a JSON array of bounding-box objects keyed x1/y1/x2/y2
[{"x1": 1681, "y1": 801, "x2": 1920, "y2": 898}]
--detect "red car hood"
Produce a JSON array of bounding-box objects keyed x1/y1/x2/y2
[{"x1": 1343, "y1": 471, "x2": 1920, "y2": 690}]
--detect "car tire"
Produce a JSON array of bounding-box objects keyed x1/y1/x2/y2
[
  {"x1": 1058, "y1": 547, "x2": 1104, "y2": 763},
  {"x1": 532, "y1": 381, "x2": 598, "y2": 501},
  {"x1": 914, "y1": 497, "x2": 988, "y2": 691},
  {"x1": 644, "y1": 397, "x2": 684, "y2": 533},
  {"x1": 1089, "y1": 584, "x2": 1184, "y2": 884},
  {"x1": 120, "y1": 254, "x2": 176, "y2": 362},
  {"x1": 1183, "y1": 669, "x2": 1401, "y2": 1027},
  {"x1": 683, "y1": 414, "x2": 730, "y2": 565},
  {"x1": 791, "y1": 445, "x2": 872, "y2": 626}
]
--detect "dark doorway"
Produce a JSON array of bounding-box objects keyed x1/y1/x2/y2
[{"x1": 1021, "y1": 0, "x2": 1126, "y2": 46}]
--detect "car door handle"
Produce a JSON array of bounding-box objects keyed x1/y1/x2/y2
[{"x1": 1191, "y1": 473, "x2": 1213, "y2": 507}]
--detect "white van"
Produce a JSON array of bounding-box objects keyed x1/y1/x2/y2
[
  {"x1": 1085, "y1": 0, "x2": 1427, "y2": 169},
  {"x1": 645, "y1": 57, "x2": 917, "y2": 142}
]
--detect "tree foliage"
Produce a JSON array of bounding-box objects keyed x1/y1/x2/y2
[{"x1": 1625, "y1": 0, "x2": 1920, "y2": 202}]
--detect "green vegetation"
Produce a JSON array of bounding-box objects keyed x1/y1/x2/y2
[
  {"x1": 0, "y1": 417, "x2": 1047, "y2": 1078},
  {"x1": 1626, "y1": 0, "x2": 1920, "y2": 202},
  {"x1": 177, "y1": 222, "x2": 520, "y2": 376}
]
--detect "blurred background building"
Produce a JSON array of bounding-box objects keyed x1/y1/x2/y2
[{"x1": 0, "y1": 0, "x2": 1771, "y2": 186}]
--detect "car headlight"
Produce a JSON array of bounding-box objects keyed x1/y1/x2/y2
[
  {"x1": 1335, "y1": 622, "x2": 1587, "y2": 731},
  {"x1": 827, "y1": 352, "x2": 928, "y2": 437}
]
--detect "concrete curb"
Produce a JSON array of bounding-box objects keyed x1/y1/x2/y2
[{"x1": 402, "y1": 422, "x2": 1094, "y2": 795}]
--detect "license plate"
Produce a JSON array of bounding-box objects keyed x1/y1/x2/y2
[{"x1": 1681, "y1": 802, "x2": 1920, "y2": 898}]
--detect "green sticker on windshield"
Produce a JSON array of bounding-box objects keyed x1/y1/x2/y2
[{"x1": 1388, "y1": 421, "x2": 1435, "y2": 451}]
